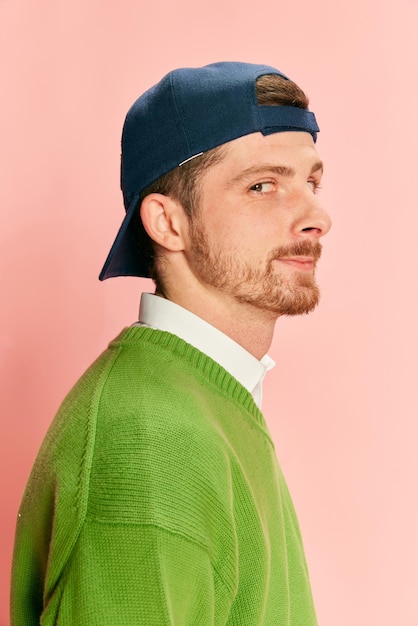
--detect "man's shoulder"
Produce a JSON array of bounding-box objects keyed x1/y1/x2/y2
[
  {"x1": 47, "y1": 325, "x2": 231, "y2": 454},
  {"x1": 57, "y1": 325, "x2": 201, "y2": 409}
]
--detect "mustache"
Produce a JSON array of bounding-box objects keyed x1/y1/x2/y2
[{"x1": 269, "y1": 240, "x2": 322, "y2": 262}]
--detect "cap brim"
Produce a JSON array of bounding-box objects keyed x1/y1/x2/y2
[{"x1": 99, "y1": 194, "x2": 150, "y2": 280}]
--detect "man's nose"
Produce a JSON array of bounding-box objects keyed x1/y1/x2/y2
[{"x1": 294, "y1": 196, "x2": 332, "y2": 239}]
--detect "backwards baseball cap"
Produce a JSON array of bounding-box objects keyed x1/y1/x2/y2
[{"x1": 99, "y1": 61, "x2": 319, "y2": 280}]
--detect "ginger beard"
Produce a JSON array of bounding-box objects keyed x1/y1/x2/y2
[{"x1": 189, "y1": 217, "x2": 322, "y2": 316}]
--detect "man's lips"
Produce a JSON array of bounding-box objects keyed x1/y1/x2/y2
[{"x1": 275, "y1": 256, "x2": 316, "y2": 271}]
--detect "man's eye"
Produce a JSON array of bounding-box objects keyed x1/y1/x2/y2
[
  {"x1": 308, "y1": 180, "x2": 321, "y2": 193},
  {"x1": 250, "y1": 182, "x2": 274, "y2": 193}
]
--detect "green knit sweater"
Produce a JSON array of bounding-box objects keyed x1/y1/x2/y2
[{"x1": 11, "y1": 327, "x2": 317, "y2": 625}]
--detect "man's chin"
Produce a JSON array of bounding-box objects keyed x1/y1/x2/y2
[
  {"x1": 283, "y1": 287, "x2": 321, "y2": 316},
  {"x1": 238, "y1": 285, "x2": 320, "y2": 317},
  {"x1": 268, "y1": 280, "x2": 321, "y2": 316},
  {"x1": 283, "y1": 299, "x2": 320, "y2": 316}
]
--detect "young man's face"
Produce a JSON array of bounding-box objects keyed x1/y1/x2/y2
[{"x1": 186, "y1": 130, "x2": 331, "y2": 317}]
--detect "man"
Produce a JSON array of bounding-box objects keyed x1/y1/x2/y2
[{"x1": 11, "y1": 62, "x2": 331, "y2": 625}]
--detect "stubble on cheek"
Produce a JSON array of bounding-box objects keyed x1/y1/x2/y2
[{"x1": 189, "y1": 219, "x2": 323, "y2": 316}]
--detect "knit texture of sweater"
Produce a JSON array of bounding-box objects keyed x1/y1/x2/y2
[{"x1": 11, "y1": 326, "x2": 317, "y2": 625}]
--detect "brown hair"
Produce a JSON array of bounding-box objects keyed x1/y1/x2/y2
[{"x1": 133, "y1": 74, "x2": 309, "y2": 290}]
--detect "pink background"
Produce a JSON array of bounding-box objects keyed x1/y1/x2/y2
[{"x1": 1, "y1": 1, "x2": 417, "y2": 624}]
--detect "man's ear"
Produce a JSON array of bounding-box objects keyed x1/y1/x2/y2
[{"x1": 139, "y1": 193, "x2": 187, "y2": 252}]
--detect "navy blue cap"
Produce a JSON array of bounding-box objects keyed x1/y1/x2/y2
[{"x1": 99, "y1": 61, "x2": 319, "y2": 280}]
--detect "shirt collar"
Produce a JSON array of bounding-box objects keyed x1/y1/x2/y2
[{"x1": 137, "y1": 293, "x2": 275, "y2": 408}]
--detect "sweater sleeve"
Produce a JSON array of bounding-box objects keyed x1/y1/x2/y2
[{"x1": 42, "y1": 521, "x2": 232, "y2": 625}]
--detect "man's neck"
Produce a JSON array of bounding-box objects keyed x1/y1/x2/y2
[{"x1": 162, "y1": 284, "x2": 277, "y2": 361}]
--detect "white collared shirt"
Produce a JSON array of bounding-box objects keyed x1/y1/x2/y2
[{"x1": 134, "y1": 293, "x2": 275, "y2": 409}]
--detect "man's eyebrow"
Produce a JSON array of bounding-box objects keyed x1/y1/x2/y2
[
  {"x1": 311, "y1": 160, "x2": 324, "y2": 174},
  {"x1": 229, "y1": 160, "x2": 324, "y2": 186},
  {"x1": 229, "y1": 164, "x2": 296, "y2": 186}
]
